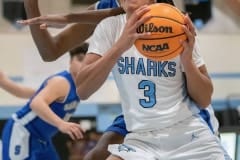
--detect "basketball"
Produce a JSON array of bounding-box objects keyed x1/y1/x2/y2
[{"x1": 135, "y1": 3, "x2": 187, "y2": 61}]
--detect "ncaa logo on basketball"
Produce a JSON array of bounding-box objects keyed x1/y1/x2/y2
[{"x1": 142, "y1": 43, "x2": 169, "y2": 52}]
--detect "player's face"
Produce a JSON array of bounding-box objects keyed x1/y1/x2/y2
[
  {"x1": 69, "y1": 54, "x2": 85, "y2": 76},
  {"x1": 119, "y1": 0, "x2": 156, "y2": 13},
  {"x1": 74, "y1": 54, "x2": 85, "y2": 62}
]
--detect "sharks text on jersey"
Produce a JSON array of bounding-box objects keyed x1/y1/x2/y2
[{"x1": 117, "y1": 57, "x2": 177, "y2": 77}]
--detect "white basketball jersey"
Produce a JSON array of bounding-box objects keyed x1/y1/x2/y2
[{"x1": 88, "y1": 14, "x2": 205, "y2": 132}]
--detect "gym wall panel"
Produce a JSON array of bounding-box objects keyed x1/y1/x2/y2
[{"x1": 198, "y1": 34, "x2": 240, "y2": 73}]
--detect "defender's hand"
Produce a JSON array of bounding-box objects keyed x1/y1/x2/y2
[{"x1": 17, "y1": 15, "x2": 68, "y2": 29}]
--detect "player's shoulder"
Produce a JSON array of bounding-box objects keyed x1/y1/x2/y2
[
  {"x1": 45, "y1": 71, "x2": 71, "y2": 87},
  {"x1": 95, "y1": 0, "x2": 120, "y2": 10},
  {"x1": 47, "y1": 76, "x2": 69, "y2": 87},
  {"x1": 44, "y1": 75, "x2": 71, "y2": 96},
  {"x1": 100, "y1": 14, "x2": 126, "y2": 26}
]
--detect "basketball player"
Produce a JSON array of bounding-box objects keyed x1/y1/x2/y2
[
  {"x1": 21, "y1": 0, "x2": 224, "y2": 160},
  {"x1": 1, "y1": 43, "x2": 88, "y2": 160},
  {"x1": 74, "y1": 0, "x2": 231, "y2": 159}
]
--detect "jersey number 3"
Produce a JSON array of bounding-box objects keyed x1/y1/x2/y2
[{"x1": 138, "y1": 80, "x2": 156, "y2": 108}]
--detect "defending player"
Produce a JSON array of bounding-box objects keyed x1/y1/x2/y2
[{"x1": 1, "y1": 43, "x2": 88, "y2": 160}]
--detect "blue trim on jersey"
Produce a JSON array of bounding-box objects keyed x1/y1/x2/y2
[
  {"x1": 105, "y1": 115, "x2": 128, "y2": 136},
  {"x1": 96, "y1": 0, "x2": 119, "y2": 9},
  {"x1": 106, "y1": 109, "x2": 215, "y2": 136},
  {"x1": 199, "y1": 109, "x2": 214, "y2": 133}
]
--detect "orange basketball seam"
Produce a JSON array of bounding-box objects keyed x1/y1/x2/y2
[
  {"x1": 138, "y1": 33, "x2": 186, "y2": 40},
  {"x1": 151, "y1": 16, "x2": 184, "y2": 24}
]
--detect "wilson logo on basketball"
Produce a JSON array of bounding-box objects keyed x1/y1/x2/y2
[
  {"x1": 136, "y1": 23, "x2": 173, "y2": 34},
  {"x1": 142, "y1": 43, "x2": 169, "y2": 52}
]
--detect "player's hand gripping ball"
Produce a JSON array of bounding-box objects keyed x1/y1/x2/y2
[{"x1": 135, "y1": 3, "x2": 187, "y2": 61}]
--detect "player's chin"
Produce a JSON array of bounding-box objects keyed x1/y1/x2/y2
[{"x1": 127, "y1": 4, "x2": 143, "y2": 11}]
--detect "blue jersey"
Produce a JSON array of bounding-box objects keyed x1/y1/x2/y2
[
  {"x1": 2, "y1": 71, "x2": 79, "y2": 160},
  {"x1": 96, "y1": 0, "x2": 119, "y2": 9},
  {"x1": 14, "y1": 71, "x2": 80, "y2": 139}
]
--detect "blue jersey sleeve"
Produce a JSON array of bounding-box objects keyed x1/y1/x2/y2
[{"x1": 96, "y1": 0, "x2": 119, "y2": 9}]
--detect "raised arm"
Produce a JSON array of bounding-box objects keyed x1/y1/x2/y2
[
  {"x1": 23, "y1": 0, "x2": 123, "y2": 61},
  {"x1": 18, "y1": 8, "x2": 124, "y2": 28},
  {"x1": 181, "y1": 16, "x2": 213, "y2": 108},
  {"x1": 76, "y1": 6, "x2": 151, "y2": 99},
  {"x1": 0, "y1": 70, "x2": 35, "y2": 99}
]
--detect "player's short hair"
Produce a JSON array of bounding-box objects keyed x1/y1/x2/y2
[
  {"x1": 69, "y1": 42, "x2": 89, "y2": 58},
  {"x1": 157, "y1": 0, "x2": 175, "y2": 6}
]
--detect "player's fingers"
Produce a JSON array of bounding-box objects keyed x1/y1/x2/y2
[
  {"x1": 136, "y1": 32, "x2": 151, "y2": 40},
  {"x1": 40, "y1": 23, "x2": 48, "y2": 29},
  {"x1": 77, "y1": 126, "x2": 85, "y2": 139},
  {"x1": 70, "y1": 130, "x2": 80, "y2": 140},
  {"x1": 72, "y1": 124, "x2": 85, "y2": 139},
  {"x1": 184, "y1": 14, "x2": 196, "y2": 36},
  {"x1": 72, "y1": 126, "x2": 83, "y2": 140},
  {"x1": 135, "y1": 13, "x2": 152, "y2": 30},
  {"x1": 17, "y1": 20, "x2": 34, "y2": 25},
  {"x1": 67, "y1": 131, "x2": 75, "y2": 140},
  {"x1": 130, "y1": 5, "x2": 150, "y2": 24},
  {"x1": 179, "y1": 39, "x2": 188, "y2": 50},
  {"x1": 182, "y1": 25, "x2": 195, "y2": 46},
  {"x1": 16, "y1": 20, "x2": 25, "y2": 24},
  {"x1": 17, "y1": 18, "x2": 41, "y2": 25},
  {"x1": 135, "y1": 5, "x2": 150, "y2": 17}
]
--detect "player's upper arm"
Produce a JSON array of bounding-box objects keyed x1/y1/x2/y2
[
  {"x1": 83, "y1": 53, "x2": 102, "y2": 65},
  {"x1": 31, "y1": 77, "x2": 70, "y2": 105}
]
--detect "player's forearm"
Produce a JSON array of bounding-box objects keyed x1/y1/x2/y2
[
  {"x1": 30, "y1": 98, "x2": 64, "y2": 128},
  {"x1": 24, "y1": 0, "x2": 40, "y2": 19},
  {"x1": 76, "y1": 46, "x2": 124, "y2": 99},
  {"x1": 0, "y1": 78, "x2": 35, "y2": 99},
  {"x1": 65, "y1": 8, "x2": 124, "y2": 24},
  {"x1": 184, "y1": 63, "x2": 213, "y2": 108},
  {"x1": 24, "y1": 0, "x2": 60, "y2": 61}
]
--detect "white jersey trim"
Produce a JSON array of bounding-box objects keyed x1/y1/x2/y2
[{"x1": 12, "y1": 112, "x2": 37, "y2": 126}]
